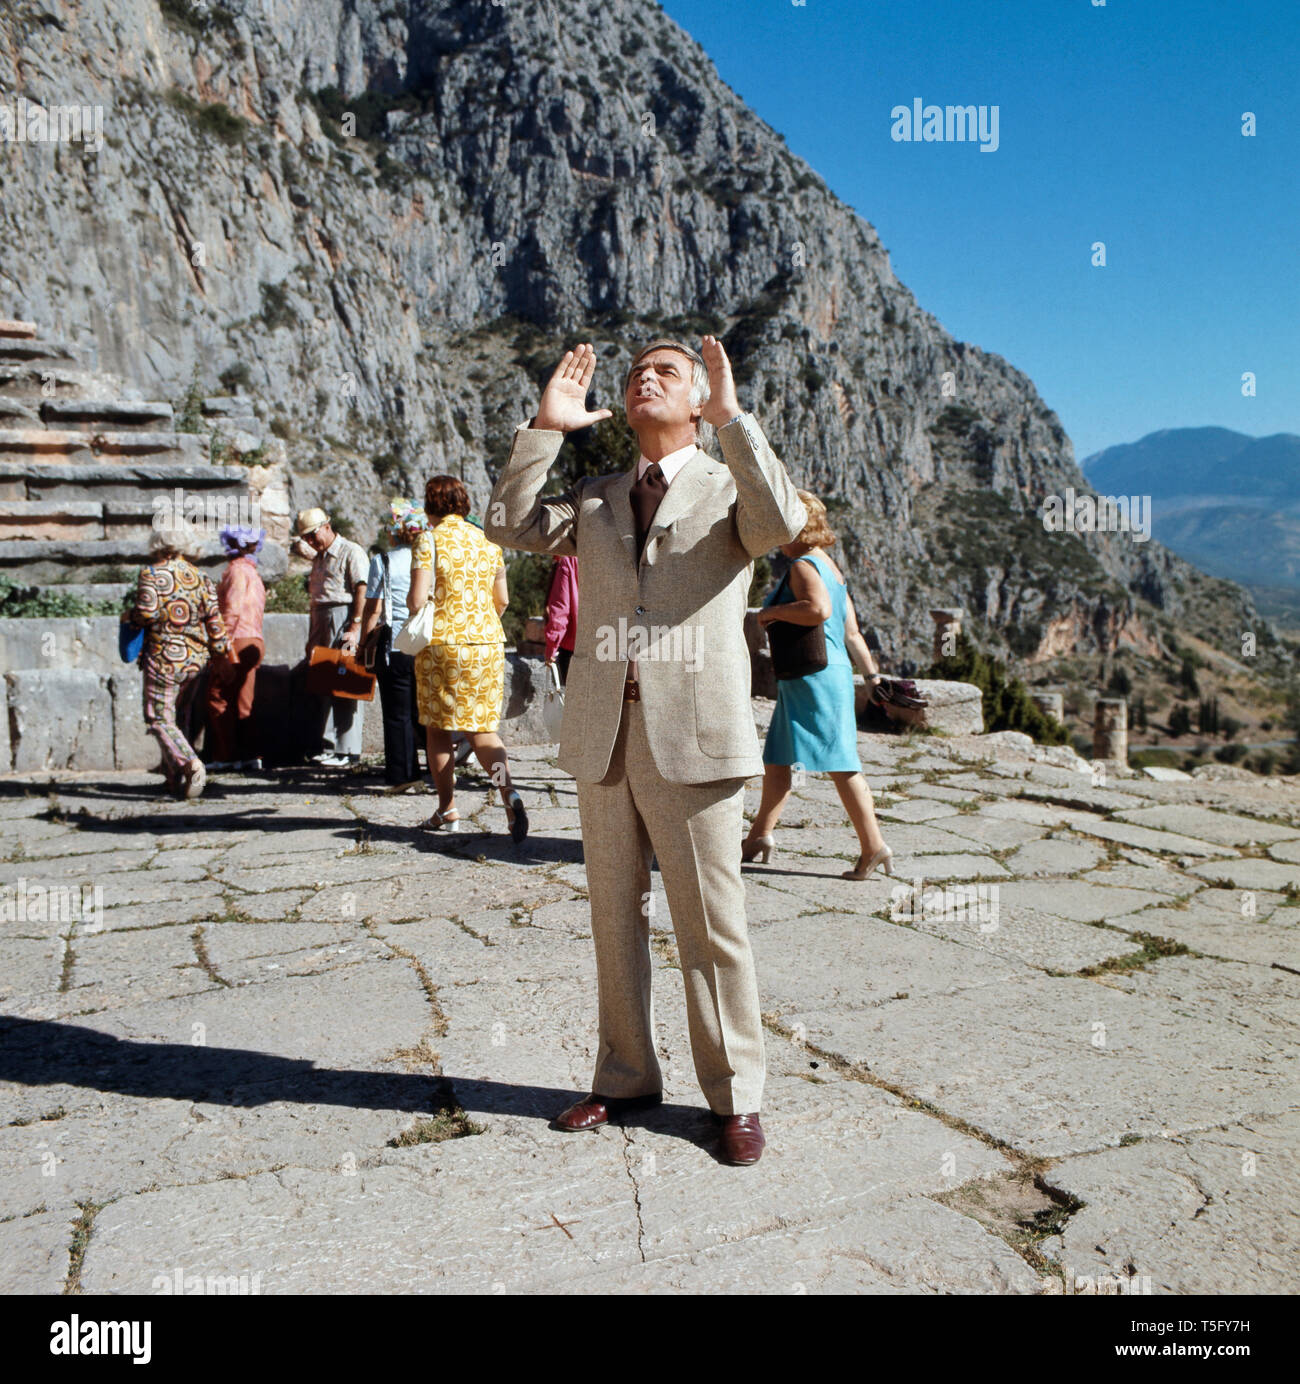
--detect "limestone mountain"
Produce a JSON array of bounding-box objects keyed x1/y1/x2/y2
[{"x1": 0, "y1": 0, "x2": 1289, "y2": 677}]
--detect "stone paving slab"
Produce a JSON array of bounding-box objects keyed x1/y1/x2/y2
[
  {"x1": 1043, "y1": 1110, "x2": 1300, "y2": 1295},
  {"x1": 904, "y1": 903, "x2": 1140, "y2": 975},
  {"x1": 1003, "y1": 838, "x2": 1106, "y2": 877},
  {"x1": 1108, "y1": 955, "x2": 1300, "y2": 1044},
  {"x1": 0, "y1": 937, "x2": 63, "y2": 1011},
  {"x1": 4, "y1": 745, "x2": 1300, "y2": 1294},
  {"x1": 0, "y1": 1206, "x2": 80, "y2": 1293},
  {"x1": 788, "y1": 971, "x2": 1296, "y2": 1158},
  {"x1": 989, "y1": 880, "x2": 1168, "y2": 924},
  {"x1": 1058, "y1": 813, "x2": 1237, "y2": 859},
  {"x1": 980, "y1": 796, "x2": 1074, "y2": 827},
  {"x1": 1072, "y1": 863, "x2": 1202, "y2": 897},
  {"x1": 59, "y1": 923, "x2": 215, "y2": 1013},
  {"x1": 893, "y1": 852, "x2": 1011, "y2": 881},
  {"x1": 923, "y1": 815, "x2": 1050, "y2": 851},
  {"x1": 754, "y1": 915, "x2": 1030, "y2": 1019},
  {"x1": 1113, "y1": 804, "x2": 1300, "y2": 847},
  {"x1": 879, "y1": 797, "x2": 962, "y2": 823},
  {"x1": 1185, "y1": 857, "x2": 1300, "y2": 892}
]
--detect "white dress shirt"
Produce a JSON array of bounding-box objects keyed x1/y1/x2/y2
[{"x1": 635, "y1": 440, "x2": 699, "y2": 484}]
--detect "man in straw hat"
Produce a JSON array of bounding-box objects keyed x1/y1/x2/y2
[{"x1": 296, "y1": 506, "x2": 369, "y2": 767}]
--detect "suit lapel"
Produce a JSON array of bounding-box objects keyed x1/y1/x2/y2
[
  {"x1": 606, "y1": 469, "x2": 638, "y2": 568},
  {"x1": 642, "y1": 449, "x2": 718, "y2": 564}
]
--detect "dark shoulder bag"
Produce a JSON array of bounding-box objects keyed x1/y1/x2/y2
[
  {"x1": 362, "y1": 552, "x2": 393, "y2": 672},
  {"x1": 766, "y1": 563, "x2": 829, "y2": 680}
]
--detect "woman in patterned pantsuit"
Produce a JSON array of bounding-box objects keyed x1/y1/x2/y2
[
  {"x1": 407, "y1": 475, "x2": 527, "y2": 841},
  {"x1": 129, "y1": 519, "x2": 230, "y2": 799}
]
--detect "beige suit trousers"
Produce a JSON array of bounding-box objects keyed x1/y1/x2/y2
[{"x1": 576, "y1": 698, "x2": 765, "y2": 1115}]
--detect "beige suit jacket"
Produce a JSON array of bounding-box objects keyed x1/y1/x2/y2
[{"x1": 486, "y1": 413, "x2": 806, "y2": 784}]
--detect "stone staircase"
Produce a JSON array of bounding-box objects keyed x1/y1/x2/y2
[{"x1": 0, "y1": 317, "x2": 291, "y2": 596}]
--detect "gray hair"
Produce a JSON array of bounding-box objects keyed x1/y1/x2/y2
[
  {"x1": 625, "y1": 340, "x2": 714, "y2": 448},
  {"x1": 150, "y1": 517, "x2": 203, "y2": 560}
]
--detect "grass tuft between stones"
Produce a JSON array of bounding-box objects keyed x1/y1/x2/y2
[{"x1": 1076, "y1": 931, "x2": 1192, "y2": 977}]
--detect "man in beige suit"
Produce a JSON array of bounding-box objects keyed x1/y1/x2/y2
[{"x1": 485, "y1": 337, "x2": 805, "y2": 1164}]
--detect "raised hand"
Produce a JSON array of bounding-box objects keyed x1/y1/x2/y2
[
  {"x1": 699, "y1": 334, "x2": 742, "y2": 428},
  {"x1": 533, "y1": 343, "x2": 615, "y2": 433}
]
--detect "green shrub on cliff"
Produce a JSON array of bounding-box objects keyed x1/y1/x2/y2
[{"x1": 927, "y1": 634, "x2": 1068, "y2": 744}]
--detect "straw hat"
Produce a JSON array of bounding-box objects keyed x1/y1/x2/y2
[{"x1": 294, "y1": 507, "x2": 329, "y2": 537}]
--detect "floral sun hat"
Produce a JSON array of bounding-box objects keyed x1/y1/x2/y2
[
  {"x1": 387, "y1": 498, "x2": 428, "y2": 541},
  {"x1": 220, "y1": 524, "x2": 266, "y2": 560}
]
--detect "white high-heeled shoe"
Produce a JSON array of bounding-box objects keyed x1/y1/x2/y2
[
  {"x1": 419, "y1": 807, "x2": 460, "y2": 832},
  {"x1": 741, "y1": 834, "x2": 775, "y2": 864},
  {"x1": 842, "y1": 845, "x2": 893, "y2": 880}
]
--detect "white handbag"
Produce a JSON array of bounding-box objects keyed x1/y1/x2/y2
[
  {"x1": 541, "y1": 660, "x2": 565, "y2": 742},
  {"x1": 394, "y1": 601, "x2": 434, "y2": 655},
  {"x1": 393, "y1": 535, "x2": 436, "y2": 655}
]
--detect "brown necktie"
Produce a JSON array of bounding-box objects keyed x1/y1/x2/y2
[{"x1": 630, "y1": 461, "x2": 668, "y2": 559}]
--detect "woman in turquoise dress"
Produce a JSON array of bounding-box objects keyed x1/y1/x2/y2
[{"x1": 742, "y1": 492, "x2": 894, "y2": 880}]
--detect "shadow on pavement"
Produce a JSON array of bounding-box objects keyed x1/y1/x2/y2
[{"x1": 0, "y1": 1017, "x2": 711, "y2": 1150}]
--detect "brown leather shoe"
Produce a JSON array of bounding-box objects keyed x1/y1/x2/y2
[
  {"x1": 552, "y1": 1091, "x2": 663, "y2": 1132},
  {"x1": 717, "y1": 1112, "x2": 765, "y2": 1165}
]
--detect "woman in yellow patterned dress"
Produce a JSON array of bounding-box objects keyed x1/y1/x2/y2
[{"x1": 407, "y1": 475, "x2": 527, "y2": 841}]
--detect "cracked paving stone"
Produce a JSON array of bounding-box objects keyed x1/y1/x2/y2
[
  {"x1": 893, "y1": 852, "x2": 1011, "y2": 880},
  {"x1": 787, "y1": 972, "x2": 1296, "y2": 1158},
  {"x1": 1042, "y1": 1109, "x2": 1300, "y2": 1294},
  {"x1": 1115, "y1": 898, "x2": 1299, "y2": 972},
  {"x1": 1113, "y1": 805, "x2": 1300, "y2": 848},
  {"x1": 879, "y1": 798, "x2": 961, "y2": 823},
  {"x1": 754, "y1": 915, "x2": 1030, "y2": 1019},
  {"x1": 1072, "y1": 863, "x2": 1203, "y2": 897},
  {"x1": 989, "y1": 879, "x2": 1168, "y2": 923},
  {"x1": 0, "y1": 1206, "x2": 80, "y2": 1293},
  {"x1": 904, "y1": 903, "x2": 1141, "y2": 974},
  {"x1": 1185, "y1": 857, "x2": 1300, "y2": 892},
  {"x1": 1057, "y1": 813, "x2": 1237, "y2": 859},
  {"x1": 922, "y1": 815, "x2": 1049, "y2": 851},
  {"x1": 1002, "y1": 838, "x2": 1106, "y2": 877},
  {"x1": 54, "y1": 924, "x2": 216, "y2": 1012},
  {"x1": 79, "y1": 1144, "x2": 642, "y2": 1294}
]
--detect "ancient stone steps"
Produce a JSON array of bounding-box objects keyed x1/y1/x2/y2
[
  {"x1": 0, "y1": 364, "x2": 106, "y2": 400},
  {"x1": 0, "y1": 537, "x2": 241, "y2": 584},
  {"x1": 0, "y1": 460, "x2": 250, "y2": 505},
  {"x1": 0, "y1": 399, "x2": 40, "y2": 425},
  {"x1": 39, "y1": 398, "x2": 174, "y2": 431},
  {"x1": 0, "y1": 499, "x2": 226, "y2": 542},
  {"x1": 0, "y1": 312, "x2": 291, "y2": 580},
  {"x1": 0, "y1": 535, "x2": 216, "y2": 569},
  {"x1": 0, "y1": 500, "x2": 104, "y2": 541},
  {"x1": 91, "y1": 430, "x2": 209, "y2": 464},
  {"x1": 0, "y1": 338, "x2": 79, "y2": 365},
  {"x1": 0, "y1": 427, "x2": 208, "y2": 465}
]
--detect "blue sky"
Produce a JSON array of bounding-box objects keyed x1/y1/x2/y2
[{"x1": 658, "y1": 0, "x2": 1299, "y2": 462}]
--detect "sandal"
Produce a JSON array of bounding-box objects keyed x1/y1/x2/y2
[
  {"x1": 419, "y1": 807, "x2": 460, "y2": 832},
  {"x1": 504, "y1": 790, "x2": 528, "y2": 844}
]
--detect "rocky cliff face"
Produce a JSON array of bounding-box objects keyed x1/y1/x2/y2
[{"x1": 0, "y1": 0, "x2": 1283, "y2": 672}]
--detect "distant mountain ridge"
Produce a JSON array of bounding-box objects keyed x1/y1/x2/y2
[
  {"x1": 1083, "y1": 428, "x2": 1300, "y2": 598},
  {"x1": 1084, "y1": 429, "x2": 1300, "y2": 509}
]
